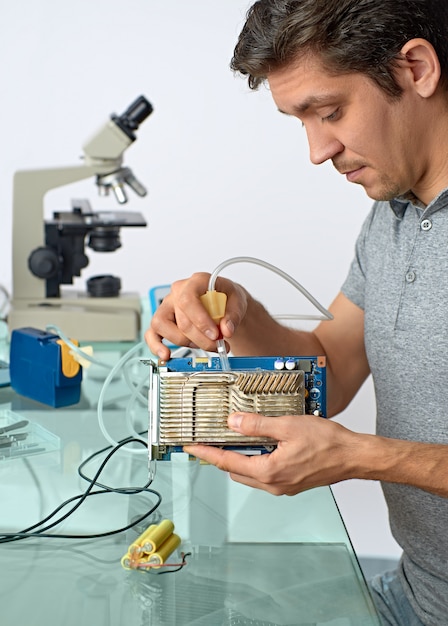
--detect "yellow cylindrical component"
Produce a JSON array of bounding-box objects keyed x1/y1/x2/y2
[
  {"x1": 128, "y1": 524, "x2": 158, "y2": 555},
  {"x1": 139, "y1": 523, "x2": 159, "y2": 543},
  {"x1": 121, "y1": 520, "x2": 178, "y2": 570},
  {"x1": 121, "y1": 553, "x2": 133, "y2": 570},
  {"x1": 121, "y1": 551, "x2": 154, "y2": 570},
  {"x1": 200, "y1": 290, "x2": 227, "y2": 324},
  {"x1": 147, "y1": 533, "x2": 181, "y2": 569},
  {"x1": 141, "y1": 519, "x2": 175, "y2": 553}
]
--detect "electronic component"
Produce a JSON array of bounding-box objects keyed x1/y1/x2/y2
[
  {"x1": 121, "y1": 519, "x2": 181, "y2": 571},
  {"x1": 147, "y1": 355, "x2": 326, "y2": 461},
  {"x1": 9, "y1": 327, "x2": 82, "y2": 407}
]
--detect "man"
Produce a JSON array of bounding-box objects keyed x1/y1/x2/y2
[{"x1": 146, "y1": 1, "x2": 448, "y2": 624}]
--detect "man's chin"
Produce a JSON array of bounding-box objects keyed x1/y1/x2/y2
[{"x1": 358, "y1": 181, "x2": 401, "y2": 202}]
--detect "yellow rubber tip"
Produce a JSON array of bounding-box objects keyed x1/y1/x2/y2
[{"x1": 200, "y1": 290, "x2": 227, "y2": 324}]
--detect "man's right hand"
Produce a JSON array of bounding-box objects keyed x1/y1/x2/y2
[{"x1": 144, "y1": 272, "x2": 248, "y2": 360}]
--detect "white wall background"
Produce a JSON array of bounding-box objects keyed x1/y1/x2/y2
[{"x1": 0, "y1": 0, "x2": 401, "y2": 560}]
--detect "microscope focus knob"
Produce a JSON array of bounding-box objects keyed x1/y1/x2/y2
[{"x1": 28, "y1": 247, "x2": 60, "y2": 279}]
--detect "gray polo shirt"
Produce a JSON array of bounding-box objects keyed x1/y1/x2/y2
[{"x1": 341, "y1": 188, "x2": 448, "y2": 625}]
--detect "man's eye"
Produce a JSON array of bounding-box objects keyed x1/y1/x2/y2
[{"x1": 322, "y1": 109, "x2": 340, "y2": 122}]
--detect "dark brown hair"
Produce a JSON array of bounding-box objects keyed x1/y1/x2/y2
[{"x1": 231, "y1": 0, "x2": 448, "y2": 98}]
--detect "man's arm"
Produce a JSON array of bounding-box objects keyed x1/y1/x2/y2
[
  {"x1": 354, "y1": 433, "x2": 448, "y2": 498},
  {"x1": 230, "y1": 290, "x2": 370, "y2": 417},
  {"x1": 149, "y1": 276, "x2": 448, "y2": 498}
]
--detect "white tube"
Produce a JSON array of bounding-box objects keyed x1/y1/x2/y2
[{"x1": 208, "y1": 256, "x2": 333, "y2": 321}]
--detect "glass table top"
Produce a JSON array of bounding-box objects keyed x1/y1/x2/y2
[{"x1": 0, "y1": 340, "x2": 380, "y2": 626}]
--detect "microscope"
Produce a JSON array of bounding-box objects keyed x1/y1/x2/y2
[{"x1": 9, "y1": 96, "x2": 153, "y2": 342}]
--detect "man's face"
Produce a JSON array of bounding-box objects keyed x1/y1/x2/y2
[{"x1": 267, "y1": 55, "x2": 429, "y2": 202}]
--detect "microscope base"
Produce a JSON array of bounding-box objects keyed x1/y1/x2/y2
[{"x1": 9, "y1": 293, "x2": 142, "y2": 343}]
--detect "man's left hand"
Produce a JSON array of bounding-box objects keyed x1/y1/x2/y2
[{"x1": 184, "y1": 412, "x2": 361, "y2": 495}]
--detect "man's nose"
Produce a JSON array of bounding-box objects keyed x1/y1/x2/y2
[{"x1": 306, "y1": 125, "x2": 344, "y2": 165}]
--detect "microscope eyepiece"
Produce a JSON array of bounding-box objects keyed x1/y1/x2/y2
[{"x1": 112, "y1": 95, "x2": 153, "y2": 140}]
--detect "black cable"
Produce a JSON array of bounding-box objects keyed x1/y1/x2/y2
[
  {"x1": 0, "y1": 492, "x2": 161, "y2": 542},
  {"x1": 77, "y1": 430, "x2": 151, "y2": 492},
  {"x1": 0, "y1": 437, "x2": 161, "y2": 544}
]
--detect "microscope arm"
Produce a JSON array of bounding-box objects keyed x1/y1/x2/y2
[{"x1": 12, "y1": 162, "x2": 120, "y2": 301}]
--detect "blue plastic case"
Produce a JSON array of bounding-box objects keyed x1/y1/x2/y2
[{"x1": 9, "y1": 327, "x2": 82, "y2": 407}]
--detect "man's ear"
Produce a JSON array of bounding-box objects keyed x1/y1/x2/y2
[{"x1": 399, "y1": 38, "x2": 441, "y2": 98}]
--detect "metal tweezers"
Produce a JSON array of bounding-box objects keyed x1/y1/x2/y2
[{"x1": 0, "y1": 419, "x2": 29, "y2": 448}]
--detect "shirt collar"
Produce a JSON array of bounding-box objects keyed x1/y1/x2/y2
[{"x1": 390, "y1": 187, "x2": 448, "y2": 219}]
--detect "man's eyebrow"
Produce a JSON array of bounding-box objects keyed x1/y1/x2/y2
[{"x1": 278, "y1": 94, "x2": 338, "y2": 116}]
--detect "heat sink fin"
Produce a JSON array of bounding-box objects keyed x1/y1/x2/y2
[{"x1": 158, "y1": 370, "x2": 304, "y2": 445}]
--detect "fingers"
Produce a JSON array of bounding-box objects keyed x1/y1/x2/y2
[
  {"x1": 227, "y1": 412, "x2": 292, "y2": 441},
  {"x1": 145, "y1": 276, "x2": 213, "y2": 356},
  {"x1": 183, "y1": 413, "x2": 352, "y2": 497},
  {"x1": 183, "y1": 443, "x2": 267, "y2": 481},
  {"x1": 145, "y1": 272, "x2": 247, "y2": 357},
  {"x1": 144, "y1": 293, "x2": 199, "y2": 359},
  {"x1": 172, "y1": 274, "x2": 221, "y2": 343},
  {"x1": 184, "y1": 412, "x2": 292, "y2": 483},
  {"x1": 144, "y1": 327, "x2": 171, "y2": 361},
  {"x1": 183, "y1": 443, "x2": 291, "y2": 496},
  {"x1": 217, "y1": 281, "x2": 246, "y2": 339}
]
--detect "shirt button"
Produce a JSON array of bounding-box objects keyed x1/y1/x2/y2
[
  {"x1": 406, "y1": 271, "x2": 416, "y2": 283},
  {"x1": 421, "y1": 219, "x2": 432, "y2": 231}
]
